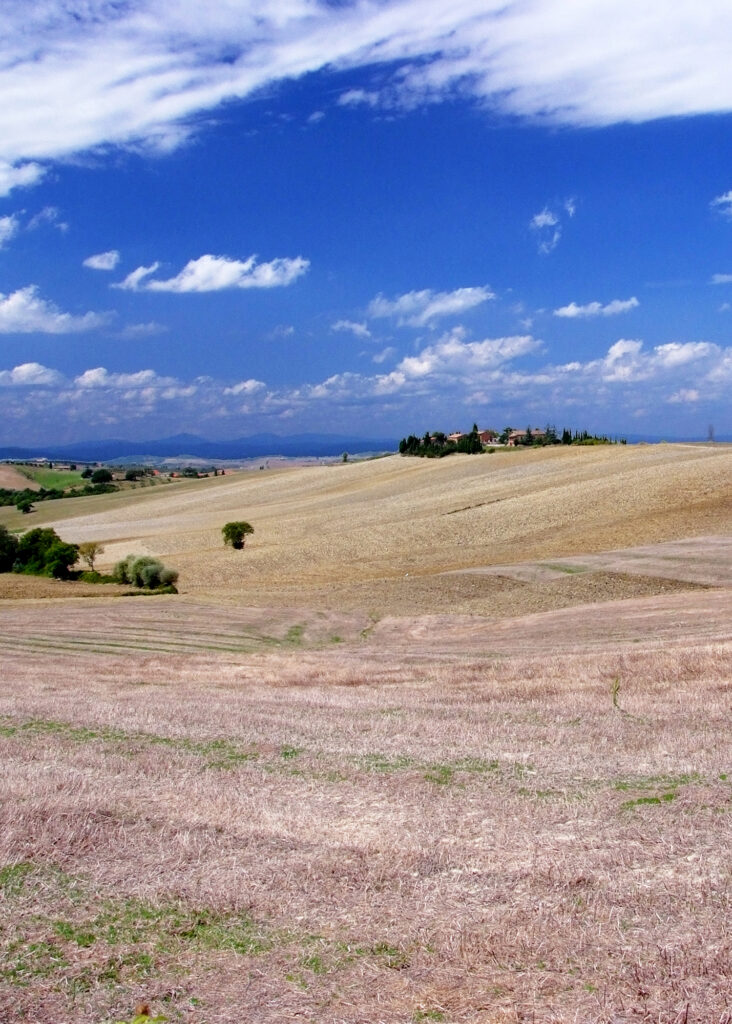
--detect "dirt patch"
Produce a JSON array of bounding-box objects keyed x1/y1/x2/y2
[
  {"x1": 0, "y1": 464, "x2": 39, "y2": 491},
  {"x1": 0, "y1": 573, "x2": 131, "y2": 601}
]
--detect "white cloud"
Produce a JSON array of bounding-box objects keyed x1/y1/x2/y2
[
  {"x1": 114, "y1": 263, "x2": 160, "y2": 292},
  {"x1": 0, "y1": 285, "x2": 107, "y2": 334},
  {"x1": 338, "y1": 89, "x2": 381, "y2": 108},
  {"x1": 223, "y1": 379, "x2": 266, "y2": 396},
  {"x1": 116, "y1": 254, "x2": 309, "y2": 293},
  {"x1": 0, "y1": 161, "x2": 44, "y2": 197},
  {"x1": 668, "y1": 388, "x2": 700, "y2": 403},
  {"x1": 74, "y1": 367, "x2": 176, "y2": 389},
  {"x1": 333, "y1": 319, "x2": 371, "y2": 339},
  {"x1": 368, "y1": 285, "x2": 494, "y2": 326},
  {"x1": 5, "y1": 1, "x2": 732, "y2": 182},
  {"x1": 117, "y1": 321, "x2": 168, "y2": 339},
  {"x1": 531, "y1": 209, "x2": 559, "y2": 230},
  {"x1": 530, "y1": 201, "x2": 577, "y2": 254},
  {"x1": 2, "y1": 331, "x2": 730, "y2": 441},
  {"x1": 0, "y1": 215, "x2": 19, "y2": 248},
  {"x1": 27, "y1": 206, "x2": 68, "y2": 232},
  {"x1": 84, "y1": 250, "x2": 120, "y2": 271},
  {"x1": 710, "y1": 191, "x2": 732, "y2": 218},
  {"x1": 372, "y1": 346, "x2": 396, "y2": 364},
  {"x1": 396, "y1": 327, "x2": 539, "y2": 378},
  {"x1": 0, "y1": 362, "x2": 65, "y2": 387},
  {"x1": 554, "y1": 297, "x2": 640, "y2": 318},
  {"x1": 711, "y1": 273, "x2": 732, "y2": 285}
]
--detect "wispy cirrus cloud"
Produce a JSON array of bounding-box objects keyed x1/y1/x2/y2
[
  {"x1": 368, "y1": 285, "x2": 494, "y2": 327},
  {"x1": 0, "y1": 215, "x2": 20, "y2": 248},
  {"x1": 530, "y1": 199, "x2": 576, "y2": 254},
  {"x1": 554, "y1": 297, "x2": 639, "y2": 318},
  {"x1": 4, "y1": 3, "x2": 732, "y2": 191},
  {"x1": 0, "y1": 285, "x2": 108, "y2": 334},
  {"x1": 710, "y1": 190, "x2": 732, "y2": 218},
  {"x1": 84, "y1": 250, "x2": 120, "y2": 271},
  {"x1": 710, "y1": 273, "x2": 732, "y2": 285},
  {"x1": 115, "y1": 254, "x2": 309, "y2": 293},
  {"x1": 27, "y1": 206, "x2": 68, "y2": 232},
  {"x1": 332, "y1": 319, "x2": 371, "y2": 339}
]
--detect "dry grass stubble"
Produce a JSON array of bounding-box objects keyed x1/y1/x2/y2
[{"x1": 0, "y1": 595, "x2": 730, "y2": 1023}]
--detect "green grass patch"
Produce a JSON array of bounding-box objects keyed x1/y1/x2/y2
[
  {"x1": 620, "y1": 792, "x2": 677, "y2": 810},
  {"x1": 284, "y1": 624, "x2": 305, "y2": 645},
  {"x1": 0, "y1": 714, "x2": 259, "y2": 770},
  {"x1": 613, "y1": 772, "x2": 701, "y2": 792},
  {"x1": 17, "y1": 467, "x2": 85, "y2": 489}
]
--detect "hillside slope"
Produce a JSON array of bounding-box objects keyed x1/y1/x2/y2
[{"x1": 7, "y1": 443, "x2": 729, "y2": 613}]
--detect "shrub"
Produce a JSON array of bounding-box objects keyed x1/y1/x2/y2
[
  {"x1": 91, "y1": 468, "x2": 113, "y2": 484},
  {"x1": 222, "y1": 521, "x2": 254, "y2": 549},
  {"x1": 113, "y1": 554, "x2": 179, "y2": 590}
]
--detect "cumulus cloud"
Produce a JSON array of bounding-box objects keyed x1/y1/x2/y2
[
  {"x1": 5, "y1": 1, "x2": 732, "y2": 185},
  {"x1": 223, "y1": 379, "x2": 266, "y2": 396},
  {"x1": 0, "y1": 362, "x2": 65, "y2": 387},
  {"x1": 115, "y1": 254, "x2": 309, "y2": 293},
  {"x1": 554, "y1": 297, "x2": 640, "y2": 318},
  {"x1": 2, "y1": 331, "x2": 730, "y2": 442},
  {"x1": 84, "y1": 250, "x2": 120, "y2": 271},
  {"x1": 333, "y1": 319, "x2": 371, "y2": 339},
  {"x1": 368, "y1": 286, "x2": 494, "y2": 327},
  {"x1": 397, "y1": 327, "x2": 539, "y2": 377},
  {"x1": 0, "y1": 285, "x2": 108, "y2": 334},
  {"x1": 74, "y1": 367, "x2": 177, "y2": 389}
]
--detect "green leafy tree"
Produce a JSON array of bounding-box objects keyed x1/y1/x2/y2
[
  {"x1": 222, "y1": 521, "x2": 254, "y2": 549},
  {"x1": 14, "y1": 527, "x2": 79, "y2": 579},
  {"x1": 91, "y1": 468, "x2": 113, "y2": 484},
  {"x1": 0, "y1": 526, "x2": 18, "y2": 572}
]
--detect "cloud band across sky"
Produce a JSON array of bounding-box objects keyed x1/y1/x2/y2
[
  {"x1": 4, "y1": 1, "x2": 732, "y2": 184},
  {"x1": 1, "y1": 331, "x2": 729, "y2": 444}
]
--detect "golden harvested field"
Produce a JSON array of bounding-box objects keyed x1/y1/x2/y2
[{"x1": 0, "y1": 444, "x2": 730, "y2": 1023}]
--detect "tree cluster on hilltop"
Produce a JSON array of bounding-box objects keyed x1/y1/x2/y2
[{"x1": 399, "y1": 423, "x2": 621, "y2": 457}]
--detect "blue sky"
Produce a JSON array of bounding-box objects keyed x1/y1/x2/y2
[{"x1": 1, "y1": 1, "x2": 731, "y2": 444}]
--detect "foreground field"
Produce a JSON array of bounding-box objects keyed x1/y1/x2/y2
[{"x1": 0, "y1": 446, "x2": 730, "y2": 1022}]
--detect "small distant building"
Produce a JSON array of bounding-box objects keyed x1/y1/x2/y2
[
  {"x1": 477, "y1": 429, "x2": 497, "y2": 444},
  {"x1": 447, "y1": 432, "x2": 468, "y2": 443},
  {"x1": 507, "y1": 429, "x2": 546, "y2": 446}
]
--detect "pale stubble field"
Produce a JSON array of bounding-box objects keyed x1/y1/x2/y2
[{"x1": 0, "y1": 444, "x2": 730, "y2": 1023}]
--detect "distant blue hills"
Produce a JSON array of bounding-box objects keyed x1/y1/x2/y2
[{"x1": 0, "y1": 432, "x2": 400, "y2": 462}]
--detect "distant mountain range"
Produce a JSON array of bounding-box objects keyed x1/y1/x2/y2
[{"x1": 0, "y1": 432, "x2": 400, "y2": 462}]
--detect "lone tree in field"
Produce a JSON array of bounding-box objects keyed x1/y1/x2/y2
[
  {"x1": 78, "y1": 541, "x2": 105, "y2": 572},
  {"x1": 222, "y1": 521, "x2": 254, "y2": 550}
]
